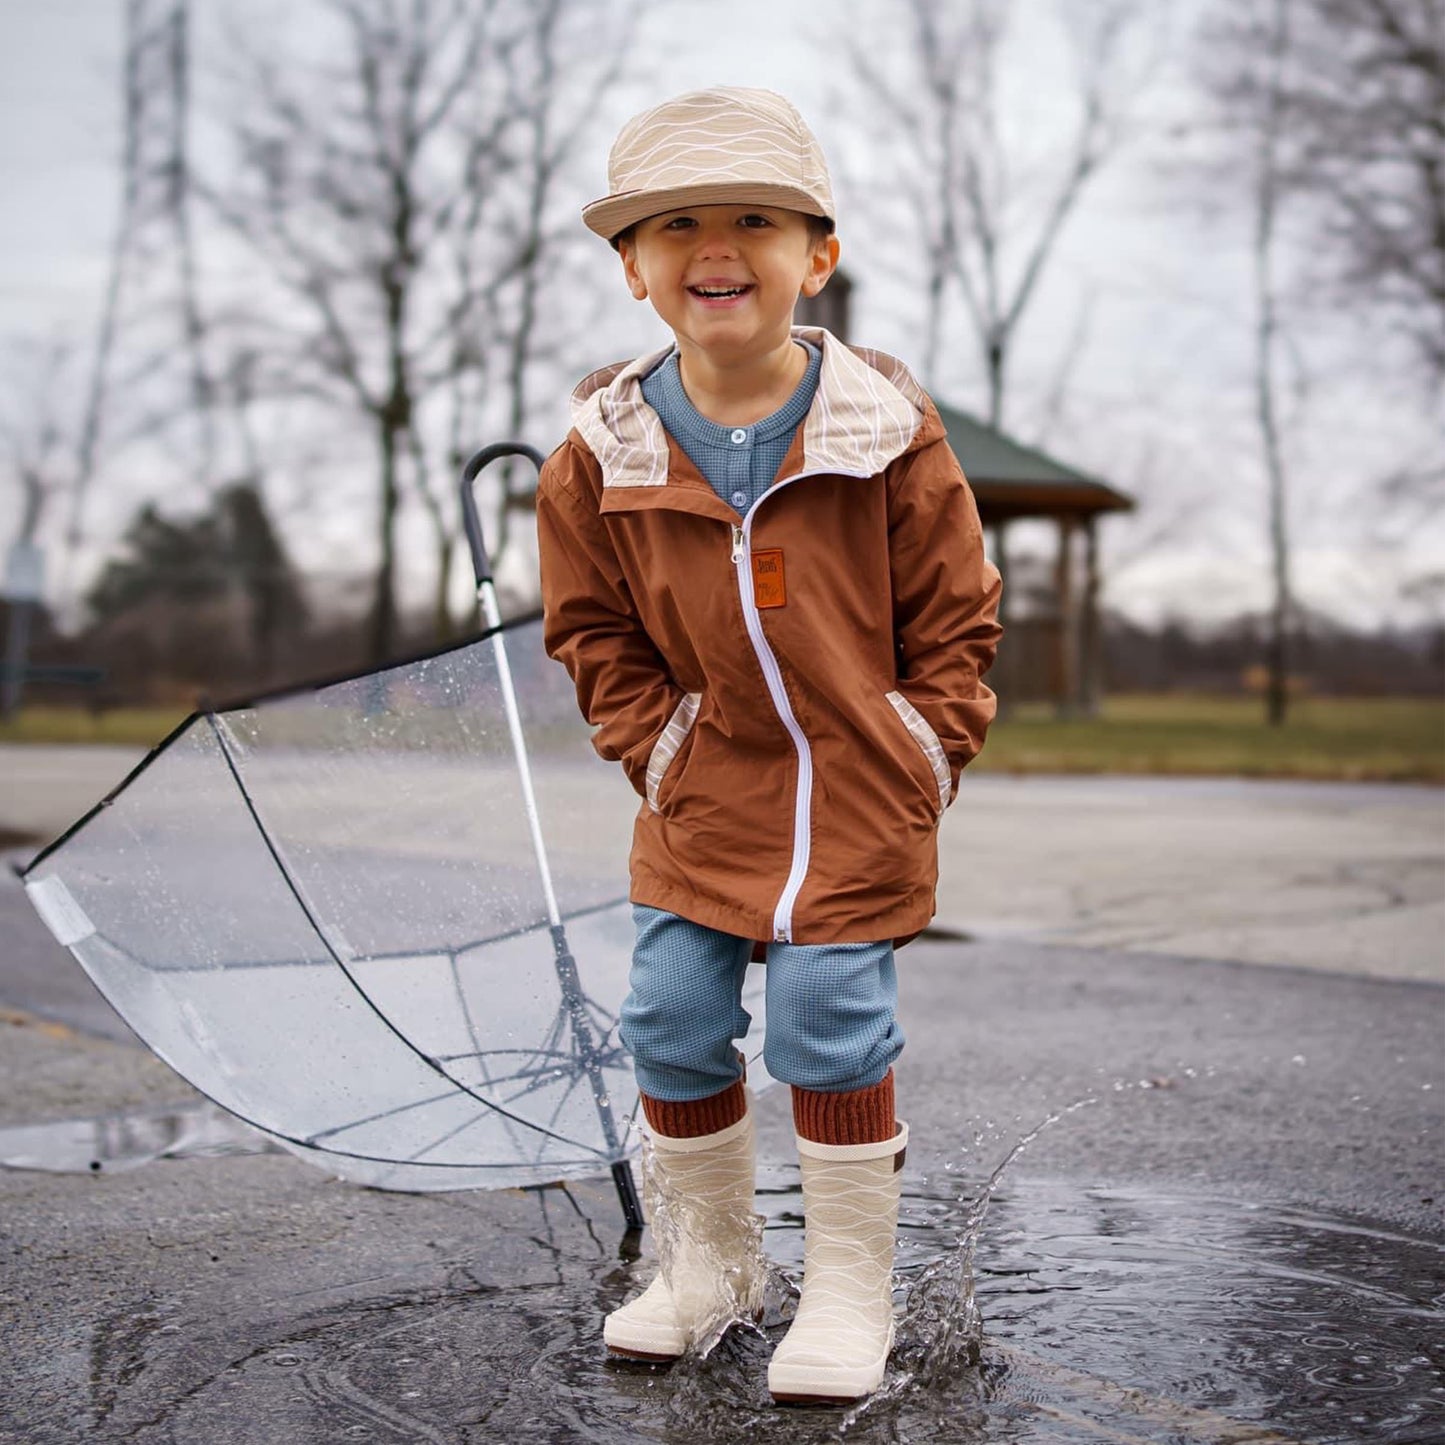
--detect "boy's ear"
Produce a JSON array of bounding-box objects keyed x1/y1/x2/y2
[
  {"x1": 800, "y1": 234, "x2": 841, "y2": 298},
  {"x1": 618, "y1": 238, "x2": 649, "y2": 301}
]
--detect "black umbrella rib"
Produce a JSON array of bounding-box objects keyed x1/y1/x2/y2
[
  {"x1": 306, "y1": 1088, "x2": 460, "y2": 1142},
  {"x1": 90, "y1": 895, "x2": 631, "y2": 976},
  {"x1": 202, "y1": 712, "x2": 606, "y2": 1161},
  {"x1": 377, "y1": 1106, "x2": 506, "y2": 1176},
  {"x1": 328, "y1": 893, "x2": 627, "y2": 963},
  {"x1": 205, "y1": 608, "x2": 544, "y2": 714},
  {"x1": 18, "y1": 712, "x2": 205, "y2": 878},
  {"x1": 447, "y1": 950, "x2": 489, "y2": 1087},
  {"x1": 412, "y1": 893, "x2": 628, "y2": 958},
  {"x1": 124, "y1": 895, "x2": 638, "y2": 976},
  {"x1": 93, "y1": 907, "x2": 630, "y2": 976}
]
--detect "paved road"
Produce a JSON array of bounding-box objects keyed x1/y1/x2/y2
[
  {"x1": 2, "y1": 746, "x2": 1442, "y2": 1441},
  {"x1": 6, "y1": 742, "x2": 1442, "y2": 984}
]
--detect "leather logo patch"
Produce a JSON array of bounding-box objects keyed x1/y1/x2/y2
[{"x1": 752, "y1": 548, "x2": 786, "y2": 608}]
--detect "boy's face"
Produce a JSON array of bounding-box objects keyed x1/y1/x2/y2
[{"x1": 618, "y1": 205, "x2": 839, "y2": 368}]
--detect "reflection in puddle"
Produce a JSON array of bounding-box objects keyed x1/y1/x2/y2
[{"x1": 0, "y1": 1102, "x2": 278, "y2": 1174}]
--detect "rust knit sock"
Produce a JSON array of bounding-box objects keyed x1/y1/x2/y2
[
  {"x1": 791, "y1": 1070, "x2": 896, "y2": 1146},
  {"x1": 641, "y1": 1076, "x2": 747, "y2": 1139}
]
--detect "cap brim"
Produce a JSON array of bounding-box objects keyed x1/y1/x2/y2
[{"x1": 582, "y1": 181, "x2": 833, "y2": 241}]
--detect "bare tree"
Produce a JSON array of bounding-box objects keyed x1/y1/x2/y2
[
  {"x1": 1193, "y1": 0, "x2": 1443, "y2": 722},
  {"x1": 196, "y1": 0, "x2": 635, "y2": 664},
  {"x1": 1252, "y1": 0, "x2": 1297, "y2": 726},
  {"x1": 1, "y1": 342, "x2": 74, "y2": 558},
  {"x1": 839, "y1": 0, "x2": 1156, "y2": 427},
  {"x1": 1, "y1": 340, "x2": 82, "y2": 714},
  {"x1": 1212, "y1": 0, "x2": 1445, "y2": 390},
  {"x1": 1191, "y1": 0, "x2": 1305, "y2": 724}
]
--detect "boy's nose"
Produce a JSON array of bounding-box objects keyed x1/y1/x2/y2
[{"x1": 691, "y1": 222, "x2": 738, "y2": 258}]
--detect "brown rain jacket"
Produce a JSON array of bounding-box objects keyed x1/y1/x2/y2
[{"x1": 536, "y1": 327, "x2": 1002, "y2": 946}]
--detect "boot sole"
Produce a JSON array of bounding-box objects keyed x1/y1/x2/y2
[{"x1": 606, "y1": 1344, "x2": 682, "y2": 1363}]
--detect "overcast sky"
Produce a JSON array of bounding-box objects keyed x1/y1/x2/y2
[{"x1": 1, "y1": 0, "x2": 1440, "y2": 631}]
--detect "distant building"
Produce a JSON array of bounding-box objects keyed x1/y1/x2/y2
[{"x1": 935, "y1": 404, "x2": 1133, "y2": 715}]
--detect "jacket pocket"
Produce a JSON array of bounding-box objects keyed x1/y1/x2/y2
[
  {"x1": 884, "y1": 690, "x2": 952, "y2": 819},
  {"x1": 645, "y1": 692, "x2": 702, "y2": 814}
]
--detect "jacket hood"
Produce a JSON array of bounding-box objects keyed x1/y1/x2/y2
[{"x1": 569, "y1": 326, "x2": 940, "y2": 488}]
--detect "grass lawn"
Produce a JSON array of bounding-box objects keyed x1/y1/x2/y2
[
  {"x1": 974, "y1": 694, "x2": 1444, "y2": 783},
  {"x1": 0, "y1": 706, "x2": 191, "y2": 749},
  {"x1": 0, "y1": 694, "x2": 1440, "y2": 783}
]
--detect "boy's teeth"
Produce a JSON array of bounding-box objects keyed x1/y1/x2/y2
[{"x1": 693, "y1": 285, "x2": 746, "y2": 297}]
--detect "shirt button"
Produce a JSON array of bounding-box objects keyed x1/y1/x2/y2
[
  {"x1": 730, "y1": 428, "x2": 747, "y2": 445},
  {"x1": 730, "y1": 490, "x2": 748, "y2": 508}
]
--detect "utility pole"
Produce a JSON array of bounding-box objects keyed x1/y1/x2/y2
[{"x1": 64, "y1": 0, "x2": 216, "y2": 599}]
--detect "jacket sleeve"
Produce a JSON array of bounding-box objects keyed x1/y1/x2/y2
[
  {"x1": 887, "y1": 437, "x2": 1003, "y2": 803},
  {"x1": 535, "y1": 444, "x2": 683, "y2": 798}
]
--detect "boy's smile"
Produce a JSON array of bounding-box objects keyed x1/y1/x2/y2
[
  {"x1": 619, "y1": 205, "x2": 839, "y2": 417},
  {"x1": 688, "y1": 279, "x2": 754, "y2": 306}
]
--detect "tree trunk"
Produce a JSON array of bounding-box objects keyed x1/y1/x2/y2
[
  {"x1": 986, "y1": 330, "x2": 1005, "y2": 429},
  {"x1": 1256, "y1": 0, "x2": 1293, "y2": 727},
  {"x1": 369, "y1": 414, "x2": 400, "y2": 664},
  {"x1": 434, "y1": 538, "x2": 455, "y2": 644}
]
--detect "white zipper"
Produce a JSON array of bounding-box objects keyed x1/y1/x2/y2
[{"x1": 730, "y1": 469, "x2": 867, "y2": 942}]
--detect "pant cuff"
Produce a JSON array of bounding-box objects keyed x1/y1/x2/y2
[
  {"x1": 641, "y1": 1075, "x2": 747, "y2": 1139},
  {"x1": 791, "y1": 1069, "x2": 895, "y2": 1146}
]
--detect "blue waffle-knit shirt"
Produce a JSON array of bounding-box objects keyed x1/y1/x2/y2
[{"x1": 640, "y1": 340, "x2": 822, "y2": 515}]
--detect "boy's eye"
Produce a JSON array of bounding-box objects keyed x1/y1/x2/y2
[
  {"x1": 663, "y1": 216, "x2": 697, "y2": 230},
  {"x1": 738, "y1": 214, "x2": 772, "y2": 228}
]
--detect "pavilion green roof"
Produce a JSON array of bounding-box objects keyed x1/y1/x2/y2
[{"x1": 935, "y1": 402, "x2": 1134, "y2": 519}]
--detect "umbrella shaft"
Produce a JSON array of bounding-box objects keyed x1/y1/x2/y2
[{"x1": 480, "y1": 579, "x2": 562, "y2": 928}]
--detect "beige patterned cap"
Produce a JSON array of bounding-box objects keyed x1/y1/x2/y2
[{"x1": 583, "y1": 87, "x2": 835, "y2": 243}]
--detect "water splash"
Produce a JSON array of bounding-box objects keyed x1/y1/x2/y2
[
  {"x1": 840, "y1": 1096, "x2": 1097, "y2": 1429},
  {"x1": 635, "y1": 1132, "x2": 773, "y2": 1359},
  {"x1": 595, "y1": 1092, "x2": 1442, "y2": 1441},
  {"x1": 636, "y1": 1095, "x2": 1099, "y2": 1388}
]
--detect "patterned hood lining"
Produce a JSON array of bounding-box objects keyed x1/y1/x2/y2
[{"x1": 569, "y1": 327, "x2": 929, "y2": 489}]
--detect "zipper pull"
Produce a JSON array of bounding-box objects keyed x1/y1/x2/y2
[{"x1": 730, "y1": 523, "x2": 746, "y2": 564}]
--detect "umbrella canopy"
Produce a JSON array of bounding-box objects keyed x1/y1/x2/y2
[{"x1": 20, "y1": 612, "x2": 772, "y2": 1196}]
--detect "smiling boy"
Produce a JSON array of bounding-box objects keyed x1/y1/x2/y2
[{"x1": 535, "y1": 87, "x2": 1002, "y2": 1402}]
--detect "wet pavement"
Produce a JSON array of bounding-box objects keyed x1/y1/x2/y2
[
  {"x1": 1, "y1": 760, "x2": 1443, "y2": 1442},
  {"x1": 2, "y1": 920, "x2": 1442, "y2": 1443},
  {"x1": 11, "y1": 1164, "x2": 1439, "y2": 1444}
]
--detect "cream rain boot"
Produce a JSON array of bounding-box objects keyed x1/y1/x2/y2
[
  {"x1": 767, "y1": 1122, "x2": 909, "y2": 1403},
  {"x1": 604, "y1": 1096, "x2": 764, "y2": 1360}
]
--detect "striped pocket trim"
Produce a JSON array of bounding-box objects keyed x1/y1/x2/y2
[
  {"x1": 645, "y1": 692, "x2": 702, "y2": 813},
  {"x1": 885, "y1": 691, "x2": 952, "y2": 817}
]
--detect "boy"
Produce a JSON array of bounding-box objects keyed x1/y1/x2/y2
[{"x1": 535, "y1": 87, "x2": 1001, "y2": 1403}]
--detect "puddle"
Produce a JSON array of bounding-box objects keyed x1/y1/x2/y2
[
  {"x1": 0, "y1": 1101, "x2": 280, "y2": 1174},
  {"x1": 60, "y1": 1157, "x2": 1445, "y2": 1443}
]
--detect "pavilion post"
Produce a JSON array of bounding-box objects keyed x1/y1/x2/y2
[
  {"x1": 1053, "y1": 516, "x2": 1079, "y2": 719},
  {"x1": 990, "y1": 520, "x2": 1012, "y2": 715},
  {"x1": 1079, "y1": 516, "x2": 1101, "y2": 717}
]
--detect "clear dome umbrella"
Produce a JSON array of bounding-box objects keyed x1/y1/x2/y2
[{"x1": 19, "y1": 445, "x2": 772, "y2": 1230}]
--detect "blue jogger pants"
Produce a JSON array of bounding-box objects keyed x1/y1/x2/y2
[{"x1": 620, "y1": 904, "x2": 905, "y2": 1101}]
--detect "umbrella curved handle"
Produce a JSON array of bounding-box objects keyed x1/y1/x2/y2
[{"x1": 460, "y1": 442, "x2": 547, "y2": 587}]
